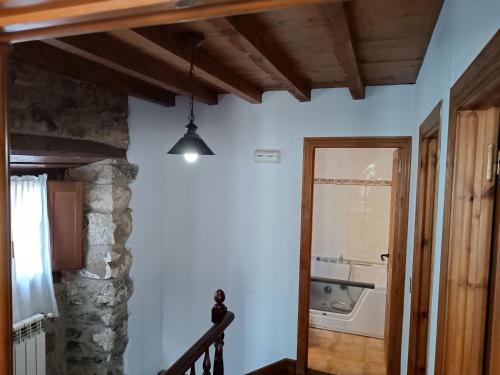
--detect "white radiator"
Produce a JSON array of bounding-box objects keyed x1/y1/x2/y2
[{"x1": 13, "y1": 314, "x2": 46, "y2": 375}]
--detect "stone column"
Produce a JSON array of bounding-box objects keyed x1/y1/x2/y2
[{"x1": 62, "y1": 158, "x2": 138, "y2": 375}]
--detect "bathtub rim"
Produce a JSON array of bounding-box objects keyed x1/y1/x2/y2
[{"x1": 309, "y1": 287, "x2": 387, "y2": 339}]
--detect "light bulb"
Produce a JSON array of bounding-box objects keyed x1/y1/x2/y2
[{"x1": 184, "y1": 153, "x2": 199, "y2": 163}]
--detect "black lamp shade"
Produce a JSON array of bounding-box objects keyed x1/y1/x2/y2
[{"x1": 167, "y1": 121, "x2": 215, "y2": 155}]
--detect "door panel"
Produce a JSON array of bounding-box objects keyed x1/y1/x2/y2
[
  {"x1": 442, "y1": 108, "x2": 499, "y2": 375},
  {"x1": 47, "y1": 181, "x2": 84, "y2": 271},
  {"x1": 385, "y1": 149, "x2": 402, "y2": 372}
]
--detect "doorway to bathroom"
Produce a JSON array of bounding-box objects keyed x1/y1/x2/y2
[{"x1": 296, "y1": 137, "x2": 411, "y2": 375}]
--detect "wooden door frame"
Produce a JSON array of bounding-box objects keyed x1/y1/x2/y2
[
  {"x1": 485, "y1": 161, "x2": 500, "y2": 374},
  {"x1": 407, "y1": 101, "x2": 442, "y2": 375},
  {"x1": 435, "y1": 30, "x2": 500, "y2": 375},
  {"x1": 0, "y1": 44, "x2": 11, "y2": 375},
  {"x1": 296, "y1": 136, "x2": 412, "y2": 375}
]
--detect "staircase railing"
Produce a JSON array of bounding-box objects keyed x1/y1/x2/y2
[{"x1": 160, "y1": 289, "x2": 235, "y2": 375}]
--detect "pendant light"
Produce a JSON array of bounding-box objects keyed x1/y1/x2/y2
[{"x1": 167, "y1": 32, "x2": 214, "y2": 162}]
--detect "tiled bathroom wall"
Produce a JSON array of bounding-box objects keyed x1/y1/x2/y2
[{"x1": 312, "y1": 148, "x2": 396, "y2": 264}]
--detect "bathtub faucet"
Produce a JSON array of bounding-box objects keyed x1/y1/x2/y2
[{"x1": 338, "y1": 254, "x2": 344, "y2": 263}]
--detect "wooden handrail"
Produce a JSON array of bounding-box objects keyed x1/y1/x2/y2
[{"x1": 160, "y1": 290, "x2": 234, "y2": 375}]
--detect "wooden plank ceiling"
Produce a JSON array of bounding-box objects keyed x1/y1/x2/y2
[{"x1": 10, "y1": 0, "x2": 444, "y2": 106}]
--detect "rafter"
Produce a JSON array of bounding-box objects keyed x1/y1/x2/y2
[
  {"x1": 44, "y1": 34, "x2": 218, "y2": 105},
  {"x1": 0, "y1": 0, "x2": 172, "y2": 27},
  {"x1": 0, "y1": 0, "x2": 345, "y2": 43},
  {"x1": 208, "y1": 16, "x2": 311, "y2": 102},
  {"x1": 12, "y1": 42, "x2": 176, "y2": 108},
  {"x1": 319, "y1": 2, "x2": 365, "y2": 99},
  {"x1": 110, "y1": 27, "x2": 263, "y2": 104}
]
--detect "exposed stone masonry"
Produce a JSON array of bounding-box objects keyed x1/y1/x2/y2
[
  {"x1": 8, "y1": 61, "x2": 136, "y2": 375},
  {"x1": 61, "y1": 159, "x2": 138, "y2": 375},
  {"x1": 8, "y1": 62, "x2": 129, "y2": 149},
  {"x1": 47, "y1": 159, "x2": 137, "y2": 375}
]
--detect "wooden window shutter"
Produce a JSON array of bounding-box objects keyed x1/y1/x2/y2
[{"x1": 47, "y1": 181, "x2": 84, "y2": 272}]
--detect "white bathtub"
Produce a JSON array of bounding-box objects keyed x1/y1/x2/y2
[{"x1": 309, "y1": 257, "x2": 387, "y2": 339}]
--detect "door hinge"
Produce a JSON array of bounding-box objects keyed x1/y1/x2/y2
[
  {"x1": 398, "y1": 159, "x2": 402, "y2": 173},
  {"x1": 487, "y1": 144, "x2": 495, "y2": 181},
  {"x1": 409, "y1": 276, "x2": 412, "y2": 294},
  {"x1": 496, "y1": 149, "x2": 500, "y2": 176}
]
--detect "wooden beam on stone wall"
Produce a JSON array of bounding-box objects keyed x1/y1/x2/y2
[
  {"x1": 319, "y1": 2, "x2": 365, "y2": 99},
  {"x1": 10, "y1": 133, "x2": 127, "y2": 166},
  {"x1": 110, "y1": 27, "x2": 263, "y2": 104},
  {"x1": 208, "y1": 16, "x2": 311, "y2": 102},
  {"x1": 12, "y1": 42, "x2": 176, "y2": 108},
  {"x1": 44, "y1": 34, "x2": 219, "y2": 105},
  {"x1": 9, "y1": 163, "x2": 82, "y2": 170}
]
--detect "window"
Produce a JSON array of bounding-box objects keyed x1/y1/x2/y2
[{"x1": 11, "y1": 174, "x2": 58, "y2": 323}]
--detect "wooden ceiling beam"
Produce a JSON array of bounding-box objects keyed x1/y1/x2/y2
[
  {"x1": 10, "y1": 163, "x2": 82, "y2": 170},
  {"x1": 208, "y1": 16, "x2": 311, "y2": 101},
  {"x1": 0, "y1": 0, "x2": 174, "y2": 27},
  {"x1": 12, "y1": 42, "x2": 176, "y2": 108},
  {"x1": 110, "y1": 27, "x2": 263, "y2": 104},
  {"x1": 319, "y1": 3, "x2": 365, "y2": 99},
  {"x1": 0, "y1": 0, "x2": 345, "y2": 43},
  {"x1": 43, "y1": 34, "x2": 218, "y2": 105},
  {"x1": 10, "y1": 133, "x2": 127, "y2": 165}
]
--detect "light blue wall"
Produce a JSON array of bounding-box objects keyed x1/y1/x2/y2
[
  {"x1": 126, "y1": 86, "x2": 415, "y2": 374},
  {"x1": 125, "y1": 1, "x2": 500, "y2": 373},
  {"x1": 124, "y1": 100, "x2": 168, "y2": 375},
  {"x1": 400, "y1": 1, "x2": 500, "y2": 373}
]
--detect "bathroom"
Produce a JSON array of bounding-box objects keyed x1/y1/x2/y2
[{"x1": 308, "y1": 147, "x2": 395, "y2": 375}]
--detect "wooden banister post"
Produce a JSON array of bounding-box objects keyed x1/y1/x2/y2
[
  {"x1": 212, "y1": 289, "x2": 227, "y2": 324},
  {"x1": 0, "y1": 43, "x2": 11, "y2": 375},
  {"x1": 213, "y1": 337, "x2": 224, "y2": 375},
  {"x1": 212, "y1": 289, "x2": 226, "y2": 375},
  {"x1": 203, "y1": 348, "x2": 211, "y2": 375}
]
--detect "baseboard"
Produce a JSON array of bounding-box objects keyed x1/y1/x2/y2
[
  {"x1": 246, "y1": 359, "x2": 296, "y2": 374},
  {"x1": 307, "y1": 370, "x2": 331, "y2": 375},
  {"x1": 246, "y1": 359, "x2": 331, "y2": 375}
]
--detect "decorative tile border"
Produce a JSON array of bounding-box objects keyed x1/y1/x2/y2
[{"x1": 314, "y1": 178, "x2": 392, "y2": 186}]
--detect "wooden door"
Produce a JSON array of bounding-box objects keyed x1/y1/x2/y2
[
  {"x1": 385, "y1": 148, "x2": 402, "y2": 373},
  {"x1": 441, "y1": 108, "x2": 499, "y2": 375}
]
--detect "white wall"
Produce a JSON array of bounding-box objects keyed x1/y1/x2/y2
[
  {"x1": 400, "y1": 1, "x2": 500, "y2": 373},
  {"x1": 126, "y1": 86, "x2": 415, "y2": 374}
]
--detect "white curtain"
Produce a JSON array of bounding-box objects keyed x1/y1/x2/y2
[{"x1": 11, "y1": 174, "x2": 58, "y2": 323}]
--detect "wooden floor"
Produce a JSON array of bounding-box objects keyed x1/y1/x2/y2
[{"x1": 308, "y1": 328, "x2": 386, "y2": 375}]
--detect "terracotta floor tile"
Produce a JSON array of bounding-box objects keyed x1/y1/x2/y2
[{"x1": 308, "y1": 328, "x2": 386, "y2": 375}]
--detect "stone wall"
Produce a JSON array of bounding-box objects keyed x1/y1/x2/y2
[
  {"x1": 8, "y1": 62, "x2": 135, "y2": 375},
  {"x1": 46, "y1": 283, "x2": 68, "y2": 375},
  {"x1": 8, "y1": 62, "x2": 129, "y2": 149},
  {"x1": 63, "y1": 159, "x2": 137, "y2": 375}
]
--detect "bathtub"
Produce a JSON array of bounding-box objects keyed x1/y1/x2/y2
[{"x1": 309, "y1": 257, "x2": 387, "y2": 339}]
